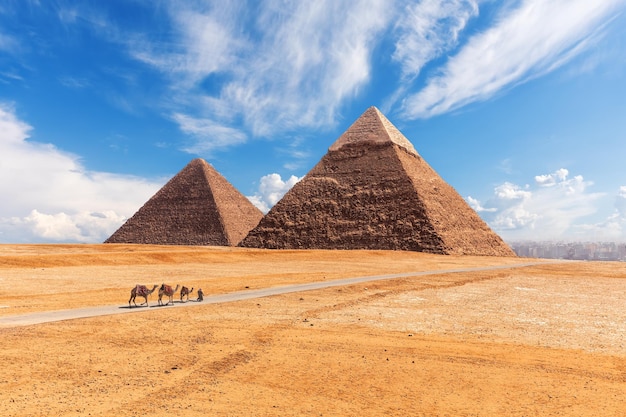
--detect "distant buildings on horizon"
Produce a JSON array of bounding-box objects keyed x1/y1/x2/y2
[{"x1": 508, "y1": 241, "x2": 626, "y2": 261}]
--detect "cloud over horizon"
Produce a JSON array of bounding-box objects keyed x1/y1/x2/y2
[
  {"x1": 0, "y1": 105, "x2": 163, "y2": 243},
  {"x1": 468, "y1": 168, "x2": 623, "y2": 241},
  {"x1": 247, "y1": 173, "x2": 302, "y2": 214}
]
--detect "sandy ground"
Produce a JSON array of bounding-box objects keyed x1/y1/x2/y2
[{"x1": 0, "y1": 244, "x2": 625, "y2": 416}]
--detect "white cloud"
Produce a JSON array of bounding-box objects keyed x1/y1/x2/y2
[
  {"x1": 473, "y1": 168, "x2": 609, "y2": 240},
  {"x1": 222, "y1": 0, "x2": 390, "y2": 136},
  {"x1": 128, "y1": 2, "x2": 243, "y2": 87},
  {"x1": 494, "y1": 182, "x2": 532, "y2": 201},
  {"x1": 173, "y1": 113, "x2": 247, "y2": 154},
  {"x1": 401, "y1": 0, "x2": 625, "y2": 118},
  {"x1": 7, "y1": 209, "x2": 127, "y2": 243},
  {"x1": 128, "y1": 0, "x2": 625, "y2": 147},
  {"x1": 467, "y1": 195, "x2": 496, "y2": 213},
  {"x1": 247, "y1": 173, "x2": 302, "y2": 213},
  {"x1": 0, "y1": 103, "x2": 31, "y2": 144},
  {"x1": 383, "y1": 0, "x2": 478, "y2": 112},
  {"x1": 75, "y1": 0, "x2": 624, "y2": 159},
  {"x1": 0, "y1": 105, "x2": 164, "y2": 243},
  {"x1": 488, "y1": 182, "x2": 539, "y2": 230},
  {"x1": 535, "y1": 168, "x2": 569, "y2": 186},
  {"x1": 126, "y1": 0, "x2": 391, "y2": 149},
  {"x1": 393, "y1": 0, "x2": 478, "y2": 80},
  {"x1": 617, "y1": 186, "x2": 626, "y2": 214},
  {"x1": 570, "y1": 187, "x2": 626, "y2": 240}
]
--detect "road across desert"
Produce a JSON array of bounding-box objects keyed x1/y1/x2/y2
[
  {"x1": 1, "y1": 244, "x2": 626, "y2": 416},
  {"x1": 0, "y1": 262, "x2": 549, "y2": 327}
]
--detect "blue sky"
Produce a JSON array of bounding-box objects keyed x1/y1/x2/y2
[{"x1": 1, "y1": 0, "x2": 626, "y2": 244}]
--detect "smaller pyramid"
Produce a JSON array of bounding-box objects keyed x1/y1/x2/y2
[{"x1": 105, "y1": 158, "x2": 263, "y2": 246}]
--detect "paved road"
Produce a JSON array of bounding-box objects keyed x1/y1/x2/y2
[{"x1": 0, "y1": 261, "x2": 552, "y2": 327}]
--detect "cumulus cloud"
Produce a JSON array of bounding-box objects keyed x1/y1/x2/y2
[
  {"x1": 535, "y1": 168, "x2": 569, "y2": 186},
  {"x1": 467, "y1": 196, "x2": 496, "y2": 213},
  {"x1": 5, "y1": 210, "x2": 127, "y2": 243},
  {"x1": 493, "y1": 182, "x2": 532, "y2": 201},
  {"x1": 247, "y1": 173, "x2": 302, "y2": 213},
  {"x1": 0, "y1": 105, "x2": 163, "y2": 243},
  {"x1": 470, "y1": 168, "x2": 609, "y2": 241},
  {"x1": 401, "y1": 0, "x2": 625, "y2": 118}
]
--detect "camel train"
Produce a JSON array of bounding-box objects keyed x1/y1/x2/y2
[{"x1": 128, "y1": 283, "x2": 203, "y2": 307}]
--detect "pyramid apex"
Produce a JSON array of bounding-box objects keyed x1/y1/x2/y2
[
  {"x1": 183, "y1": 158, "x2": 220, "y2": 175},
  {"x1": 329, "y1": 107, "x2": 418, "y2": 156},
  {"x1": 188, "y1": 157, "x2": 208, "y2": 166}
]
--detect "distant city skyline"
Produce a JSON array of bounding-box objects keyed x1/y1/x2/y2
[
  {"x1": 509, "y1": 240, "x2": 626, "y2": 261},
  {"x1": 1, "y1": 1, "x2": 626, "y2": 243}
]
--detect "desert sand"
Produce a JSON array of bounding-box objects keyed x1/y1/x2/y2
[{"x1": 0, "y1": 244, "x2": 625, "y2": 416}]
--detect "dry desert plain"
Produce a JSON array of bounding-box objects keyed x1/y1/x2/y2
[{"x1": 0, "y1": 244, "x2": 626, "y2": 416}]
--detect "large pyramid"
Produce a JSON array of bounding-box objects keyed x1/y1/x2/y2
[
  {"x1": 105, "y1": 158, "x2": 263, "y2": 246},
  {"x1": 240, "y1": 107, "x2": 515, "y2": 256}
]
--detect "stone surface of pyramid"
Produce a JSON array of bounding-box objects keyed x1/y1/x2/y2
[
  {"x1": 240, "y1": 107, "x2": 515, "y2": 256},
  {"x1": 105, "y1": 158, "x2": 263, "y2": 246}
]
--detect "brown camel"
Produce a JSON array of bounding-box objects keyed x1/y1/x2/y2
[
  {"x1": 180, "y1": 286, "x2": 194, "y2": 302},
  {"x1": 158, "y1": 284, "x2": 180, "y2": 306},
  {"x1": 129, "y1": 284, "x2": 158, "y2": 307}
]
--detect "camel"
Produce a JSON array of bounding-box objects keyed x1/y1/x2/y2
[
  {"x1": 158, "y1": 283, "x2": 180, "y2": 306},
  {"x1": 180, "y1": 286, "x2": 194, "y2": 302},
  {"x1": 129, "y1": 284, "x2": 158, "y2": 307}
]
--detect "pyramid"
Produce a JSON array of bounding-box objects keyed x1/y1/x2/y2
[
  {"x1": 105, "y1": 158, "x2": 263, "y2": 246},
  {"x1": 240, "y1": 107, "x2": 515, "y2": 256}
]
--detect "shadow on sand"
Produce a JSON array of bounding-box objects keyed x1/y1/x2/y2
[
  {"x1": 119, "y1": 300, "x2": 203, "y2": 309},
  {"x1": 118, "y1": 304, "x2": 149, "y2": 309}
]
